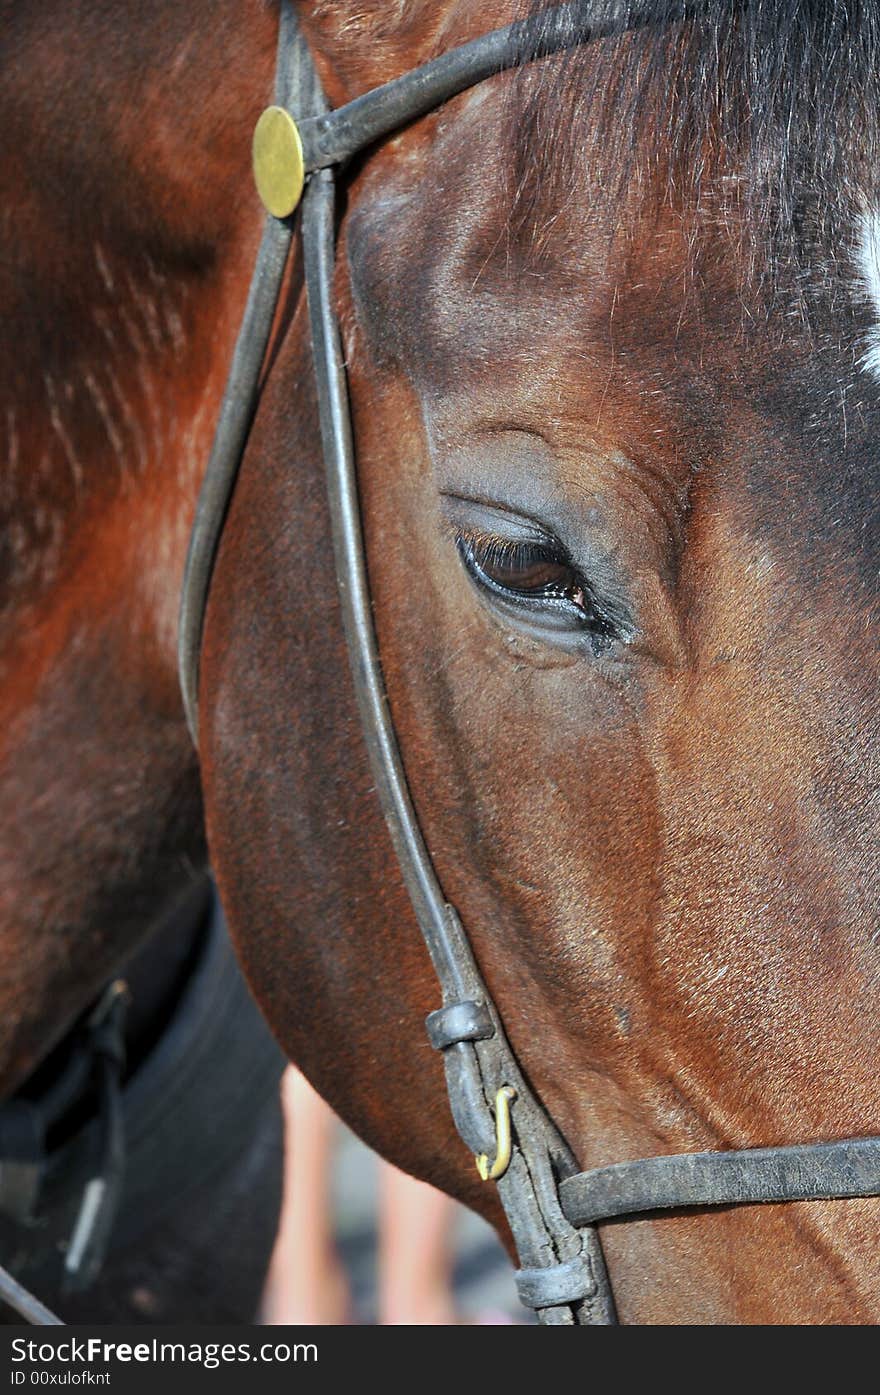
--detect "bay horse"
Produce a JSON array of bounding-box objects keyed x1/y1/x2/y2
[
  {"x1": 0, "y1": 4, "x2": 285, "y2": 1317},
  {"x1": 3, "y1": 0, "x2": 879, "y2": 1323}
]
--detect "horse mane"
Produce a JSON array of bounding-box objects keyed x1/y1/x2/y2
[{"x1": 509, "y1": 1, "x2": 880, "y2": 273}]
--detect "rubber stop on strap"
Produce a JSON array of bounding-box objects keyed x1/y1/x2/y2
[
  {"x1": 515, "y1": 1254, "x2": 597, "y2": 1309},
  {"x1": 425, "y1": 1000, "x2": 494, "y2": 1050}
]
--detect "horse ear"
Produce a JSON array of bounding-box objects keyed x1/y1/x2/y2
[{"x1": 295, "y1": 1, "x2": 438, "y2": 105}]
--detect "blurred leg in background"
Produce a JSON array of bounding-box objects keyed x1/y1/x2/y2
[
  {"x1": 262, "y1": 1065, "x2": 461, "y2": 1325},
  {"x1": 261, "y1": 1067, "x2": 349, "y2": 1324},
  {"x1": 377, "y1": 1162, "x2": 456, "y2": 1325}
]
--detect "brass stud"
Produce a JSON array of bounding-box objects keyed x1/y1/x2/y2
[{"x1": 252, "y1": 105, "x2": 305, "y2": 218}]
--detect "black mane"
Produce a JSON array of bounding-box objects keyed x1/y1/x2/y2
[{"x1": 509, "y1": 1, "x2": 880, "y2": 262}]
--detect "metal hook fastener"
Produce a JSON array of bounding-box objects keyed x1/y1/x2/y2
[{"x1": 476, "y1": 1085, "x2": 517, "y2": 1181}]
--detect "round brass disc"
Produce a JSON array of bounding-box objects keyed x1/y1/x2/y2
[{"x1": 252, "y1": 106, "x2": 305, "y2": 218}]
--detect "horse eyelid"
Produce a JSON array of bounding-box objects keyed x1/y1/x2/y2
[{"x1": 453, "y1": 527, "x2": 617, "y2": 638}]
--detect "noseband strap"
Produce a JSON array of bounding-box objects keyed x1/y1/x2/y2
[
  {"x1": 175, "y1": 1, "x2": 880, "y2": 1330},
  {"x1": 561, "y1": 1136, "x2": 880, "y2": 1227}
]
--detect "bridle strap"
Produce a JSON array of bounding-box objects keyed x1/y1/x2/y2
[
  {"x1": 178, "y1": 0, "x2": 306, "y2": 745},
  {"x1": 562, "y1": 1136, "x2": 880, "y2": 1226},
  {"x1": 295, "y1": 1, "x2": 700, "y2": 174},
  {"x1": 299, "y1": 13, "x2": 625, "y2": 1311},
  {"x1": 301, "y1": 160, "x2": 614, "y2": 1324}
]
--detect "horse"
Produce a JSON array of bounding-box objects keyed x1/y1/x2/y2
[
  {"x1": 0, "y1": 2, "x2": 290, "y2": 1322},
  {"x1": 4, "y1": 0, "x2": 879, "y2": 1323}
]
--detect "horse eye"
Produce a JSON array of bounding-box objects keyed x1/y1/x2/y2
[
  {"x1": 454, "y1": 529, "x2": 620, "y2": 651},
  {"x1": 459, "y1": 534, "x2": 577, "y2": 599}
]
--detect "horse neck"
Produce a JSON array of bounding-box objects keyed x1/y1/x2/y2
[
  {"x1": 0, "y1": 2, "x2": 277, "y2": 1093},
  {"x1": 0, "y1": 0, "x2": 277, "y2": 692}
]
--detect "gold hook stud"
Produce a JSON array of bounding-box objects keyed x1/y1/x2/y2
[
  {"x1": 475, "y1": 1085, "x2": 517, "y2": 1182},
  {"x1": 252, "y1": 105, "x2": 305, "y2": 218}
]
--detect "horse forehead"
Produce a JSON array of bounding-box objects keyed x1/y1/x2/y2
[
  {"x1": 346, "y1": 86, "x2": 781, "y2": 395},
  {"x1": 342, "y1": 111, "x2": 880, "y2": 597},
  {"x1": 345, "y1": 133, "x2": 701, "y2": 393}
]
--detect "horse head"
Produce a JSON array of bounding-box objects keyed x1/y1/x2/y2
[{"x1": 196, "y1": 0, "x2": 880, "y2": 1323}]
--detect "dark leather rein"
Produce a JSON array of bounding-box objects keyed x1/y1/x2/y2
[{"x1": 7, "y1": 0, "x2": 872, "y2": 1329}]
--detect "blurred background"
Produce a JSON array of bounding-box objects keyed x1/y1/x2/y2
[
  {"x1": 262, "y1": 1073, "x2": 523, "y2": 1325},
  {"x1": 0, "y1": 882, "x2": 523, "y2": 1326}
]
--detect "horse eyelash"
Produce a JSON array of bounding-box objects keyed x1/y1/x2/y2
[
  {"x1": 453, "y1": 524, "x2": 608, "y2": 618},
  {"x1": 452, "y1": 526, "x2": 569, "y2": 573}
]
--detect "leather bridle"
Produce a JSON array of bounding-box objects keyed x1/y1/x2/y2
[{"x1": 5, "y1": 0, "x2": 879, "y2": 1328}]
